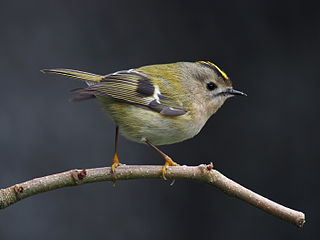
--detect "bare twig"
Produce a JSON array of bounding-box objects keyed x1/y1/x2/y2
[{"x1": 0, "y1": 164, "x2": 305, "y2": 227}]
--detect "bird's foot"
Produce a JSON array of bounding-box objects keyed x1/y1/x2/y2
[
  {"x1": 162, "y1": 156, "x2": 179, "y2": 180},
  {"x1": 111, "y1": 153, "x2": 123, "y2": 175}
]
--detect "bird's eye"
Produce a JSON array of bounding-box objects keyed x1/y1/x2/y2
[{"x1": 206, "y1": 82, "x2": 217, "y2": 91}]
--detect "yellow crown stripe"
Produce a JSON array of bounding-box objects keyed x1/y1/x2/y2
[{"x1": 196, "y1": 61, "x2": 229, "y2": 80}]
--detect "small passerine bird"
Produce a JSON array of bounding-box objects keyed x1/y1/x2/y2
[{"x1": 42, "y1": 61, "x2": 246, "y2": 178}]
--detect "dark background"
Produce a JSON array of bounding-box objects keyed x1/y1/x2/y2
[{"x1": 0, "y1": 0, "x2": 319, "y2": 239}]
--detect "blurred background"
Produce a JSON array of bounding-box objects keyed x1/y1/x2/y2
[{"x1": 0, "y1": 0, "x2": 318, "y2": 239}]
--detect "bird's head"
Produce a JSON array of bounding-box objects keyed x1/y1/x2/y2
[{"x1": 183, "y1": 61, "x2": 246, "y2": 118}]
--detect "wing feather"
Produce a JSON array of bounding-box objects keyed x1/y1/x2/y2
[{"x1": 78, "y1": 70, "x2": 186, "y2": 116}]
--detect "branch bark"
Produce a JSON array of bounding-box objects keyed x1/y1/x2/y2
[{"x1": 0, "y1": 164, "x2": 305, "y2": 227}]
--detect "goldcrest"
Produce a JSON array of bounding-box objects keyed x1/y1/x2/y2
[{"x1": 42, "y1": 61, "x2": 246, "y2": 178}]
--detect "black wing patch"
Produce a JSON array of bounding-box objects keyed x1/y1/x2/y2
[{"x1": 136, "y1": 78, "x2": 155, "y2": 97}]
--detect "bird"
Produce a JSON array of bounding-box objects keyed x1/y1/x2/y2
[{"x1": 41, "y1": 61, "x2": 246, "y2": 179}]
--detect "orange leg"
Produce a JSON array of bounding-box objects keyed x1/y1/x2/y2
[
  {"x1": 144, "y1": 139, "x2": 179, "y2": 180},
  {"x1": 111, "y1": 126, "x2": 122, "y2": 174}
]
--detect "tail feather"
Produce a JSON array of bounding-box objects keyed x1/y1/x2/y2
[
  {"x1": 69, "y1": 92, "x2": 96, "y2": 102},
  {"x1": 41, "y1": 68, "x2": 104, "y2": 83}
]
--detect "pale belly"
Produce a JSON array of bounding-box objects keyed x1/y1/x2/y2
[{"x1": 97, "y1": 97, "x2": 206, "y2": 146}]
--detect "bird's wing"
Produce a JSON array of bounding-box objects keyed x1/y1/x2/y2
[{"x1": 76, "y1": 70, "x2": 187, "y2": 116}]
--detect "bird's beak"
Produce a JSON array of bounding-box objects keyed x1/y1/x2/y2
[{"x1": 226, "y1": 88, "x2": 247, "y2": 97}]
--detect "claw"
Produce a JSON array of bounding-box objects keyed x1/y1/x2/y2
[{"x1": 162, "y1": 163, "x2": 169, "y2": 180}]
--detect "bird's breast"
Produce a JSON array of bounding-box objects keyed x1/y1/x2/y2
[{"x1": 98, "y1": 97, "x2": 206, "y2": 146}]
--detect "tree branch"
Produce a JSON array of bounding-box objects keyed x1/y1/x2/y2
[{"x1": 0, "y1": 164, "x2": 305, "y2": 227}]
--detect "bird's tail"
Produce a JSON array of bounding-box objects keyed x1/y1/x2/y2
[{"x1": 41, "y1": 68, "x2": 104, "y2": 83}]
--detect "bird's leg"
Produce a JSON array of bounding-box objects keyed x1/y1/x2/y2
[
  {"x1": 144, "y1": 139, "x2": 179, "y2": 180},
  {"x1": 111, "y1": 126, "x2": 122, "y2": 175}
]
